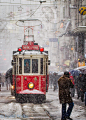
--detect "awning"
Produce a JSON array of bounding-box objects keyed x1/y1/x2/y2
[{"x1": 72, "y1": 26, "x2": 86, "y2": 33}]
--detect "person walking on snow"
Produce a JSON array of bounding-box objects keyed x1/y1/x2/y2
[
  {"x1": 58, "y1": 71, "x2": 74, "y2": 120},
  {"x1": 69, "y1": 72, "x2": 75, "y2": 97}
]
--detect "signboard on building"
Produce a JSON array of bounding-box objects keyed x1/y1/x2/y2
[
  {"x1": 78, "y1": 61, "x2": 85, "y2": 67},
  {"x1": 49, "y1": 38, "x2": 58, "y2": 42}
]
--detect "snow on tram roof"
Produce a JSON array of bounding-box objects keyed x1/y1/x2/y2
[{"x1": 13, "y1": 50, "x2": 48, "y2": 55}]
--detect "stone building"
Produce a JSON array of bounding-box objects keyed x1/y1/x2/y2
[{"x1": 55, "y1": 0, "x2": 86, "y2": 71}]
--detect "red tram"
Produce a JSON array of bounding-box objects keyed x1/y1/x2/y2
[{"x1": 11, "y1": 41, "x2": 50, "y2": 103}]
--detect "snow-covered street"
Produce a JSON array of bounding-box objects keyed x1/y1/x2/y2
[{"x1": 0, "y1": 87, "x2": 86, "y2": 120}]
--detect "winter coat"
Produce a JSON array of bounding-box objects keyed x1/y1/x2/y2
[
  {"x1": 81, "y1": 74, "x2": 86, "y2": 92},
  {"x1": 77, "y1": 75, "x2": 83, "y2": 89},
  {"x1": 58, "y1": 75, "x2": 74, "y2": 104},
  {"x1": 70, "y1": 75, "x2": 75, "y2": 85}
]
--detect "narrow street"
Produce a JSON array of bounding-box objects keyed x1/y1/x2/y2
[
  {"x1": 0, "y1": 87, "x2": 86, "y2": 120},
  {"x1": 0, "y1": 1, "x2": 86, "y2": 120}
]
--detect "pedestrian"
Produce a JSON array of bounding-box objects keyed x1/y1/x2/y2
[
  {"x1": 0, "y1": 73, "x2": 1, "y2": 91},
  {"x1": 49, "y1": 72, "x2": 53, "y2": 89},
  {"x1": 5, "y1": 68, "x2": 12, "y2": 90},
  {"x1": 58, "y1": 71, "x2": 74, "y2": 120},
  {"x1": 77, "y1": 72, "x2": 83, "y2": 99},
  {"x1": 80, "y1": 73, "x2": 86, "y2": 102},
  {"x1": 69, "y1": 72, "x2": 75, "y2": 97},
  {"x1": 53, "y1": 72, "x2": 58, "y2": 91}
]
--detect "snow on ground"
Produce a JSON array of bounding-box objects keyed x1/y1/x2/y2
[
  {"x1": 46, "y1": 88, "x2": 86, "y2": 120},
  {"x1": 22, "y1": 103, "x2": 48, "y2": 118},
  {"x1": 0, "y1": 86, "x2": 86, "y2": 120},
  {"x1": 0, "y1": 102, "x2": 22, "y2": 119},
  {"x1": 0, "y1": 118, "x2": 21, "y2": 120}
]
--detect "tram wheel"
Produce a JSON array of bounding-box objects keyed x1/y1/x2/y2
[
  {"x1": 42, "y1": 95, "x2": 46, "y2": 103},
  {"x1": 37, "y1": 95, "x2": 46, "y2": 103},
  {"x1": 15, "y1": 95, "x2": 27, "y2": 103},
  {"x1": 27, "y1": 95, "x2": 37, "y2": 103}
]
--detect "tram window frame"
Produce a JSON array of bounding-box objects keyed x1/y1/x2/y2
[
  {"x1": 40, "y1": 58, "x2": 43, "y2": 74},
  {"x1": 44, "y1": 58, "x2": 46, "y2": 75},
  {"x1": 32, "y1": 59, "x2": 38, "y2": 73},
  {"x1": 16, "y1": 58, "x2": 18, "y2": 74},
  {"x1": 46, "y1": 58, "x2": 48, "y2": 75},
  {"x1": 19, "y1": 58, "x2": 22, "y2": 74},
  {"x1": 24, "y1": 59, "x2": 31, "y2": 73},
  {"x1": 13, "y1": 57, "x2": 16, "y2": 75},
  {"x1": 23, "y1": 58, "x2": 39, "y2": 74}
]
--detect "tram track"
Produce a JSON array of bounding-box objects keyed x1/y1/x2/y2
[
  {"x1": 0, "y1": 95, "x2": 58, "y2": 120},
  {"x1": 41, "y1": 104, "x2": 54, "y2": 120},
  {"x1": 21, "y1": 103, "x2": 52, "y2": 120},
  {"x1": 41, "y1": 101, "x2": 59, "y2": 120},
  {"x1": 20, "y1": 100, "x2": 58, "y2": 120},
  {"x1": 0, "y1": 89, "x2": 59, "y2": 120},
  {"x1": 0, "y1": 95, "x2": 54, "y2": 120}
]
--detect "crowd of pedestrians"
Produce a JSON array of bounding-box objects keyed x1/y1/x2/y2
[
  {"x1": 49, "y1": 72, "x2": 59, "y2": 91},
  {"x1": 49, "y1": 70, "x2": 86, "y2": 105},
  {"x1": 5, "y1": 68, "x2": 12, "y2": 90},
  {"x1": 0, "y1": 73, "x2": 6, "y2": 90},
  {"x1": 74, "y1": 72, "x2": 86, "y2": 102},
  {"x1": 49, "y1": 70, "x2": 86, "y2": 120},
  {"x1": 0, "y1": 68, "x2": 12, "y2": 91}
]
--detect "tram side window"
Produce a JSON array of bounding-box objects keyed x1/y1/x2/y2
[
  {"x1": 40, "y1": 58, "x2": 43, "y2": 74},
  {"x1": 14, "y1": 57, "x2": 16, "y2": 75},
  {"x1": 24, "y1": 59, "x2": 30, "y2": 73},
  {"x1": 32, "y1": 59, "x2": 38, "y2": 73},
  {"x1": 16, "y1": 58, "x2": 18, "y2": 74},
  {"x1": 19, "y1": 58, "x2": 22, "y2": 74}
]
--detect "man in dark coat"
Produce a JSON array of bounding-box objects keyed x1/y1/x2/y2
[
  {"x1": 58, "y1": 71, "x2": 74, "y2": 120},
  {"x1": 80, "y1": 73, "x2": 86, "y2": 102},
  {"x1": 77, "y1": 72, "x2": 83, "y2": 99}
]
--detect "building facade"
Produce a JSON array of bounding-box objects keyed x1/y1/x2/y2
[{"x1": 57, "y1": 0, "x2": 86, "y2": 71}]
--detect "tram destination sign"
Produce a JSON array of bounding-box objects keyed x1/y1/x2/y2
[{"x1": 22, "y1": 42, "x2": 39, "y2": 50}]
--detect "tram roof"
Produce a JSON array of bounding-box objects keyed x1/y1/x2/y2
[{"x1": 13, "y1": 50, "x2": 48, "y2": 56}]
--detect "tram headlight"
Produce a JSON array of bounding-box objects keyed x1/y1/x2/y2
[
  {"x1": 11, "y1": 85, "x2": 14, "y2": 89},
  {"x1": 28, "y1": 82, "x2": 34, "y2": 89}
]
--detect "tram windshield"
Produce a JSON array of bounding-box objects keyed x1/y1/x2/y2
[
  {"x1": 24, "y1": 59, "x2": 38, "y2": 73},
  {"x1": 13, "y1": 57, "x2": 44, "y2": 74}
]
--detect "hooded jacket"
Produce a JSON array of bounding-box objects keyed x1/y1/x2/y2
[{"x1": 58, "y1": 75, "x2": 74, "y2": 104}]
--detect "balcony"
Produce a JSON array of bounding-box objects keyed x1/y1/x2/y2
[{"x1": 72, "y1": 26, "x2": 86, "y2": 34}]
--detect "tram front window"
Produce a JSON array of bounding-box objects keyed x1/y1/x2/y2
[
  {"x1": 32, "y1": 59, "x2": 38, "y2": 73},
  {"x1": 24, "y1": 59, "x2": 30, "y2": 73}
]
